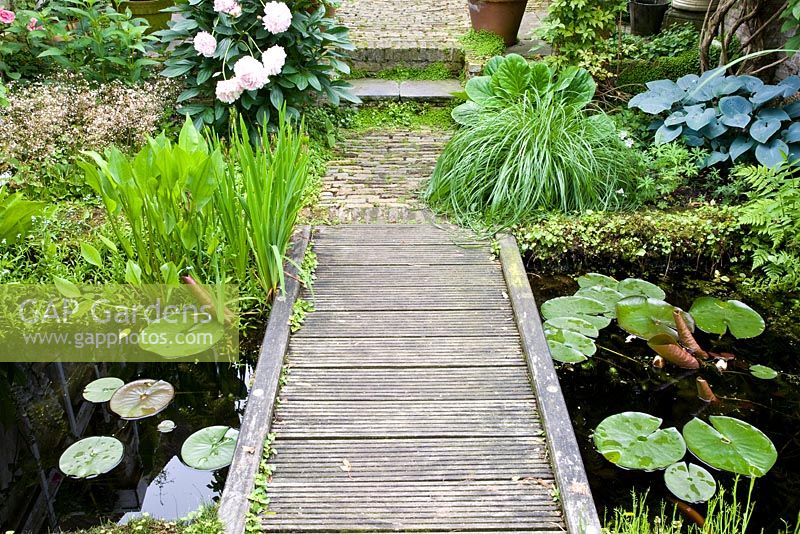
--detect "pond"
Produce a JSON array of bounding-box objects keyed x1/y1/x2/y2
[
  {"x1": 530, "y1": 273, "x2": 800, "y2": 531},
  {"x1": 1, "y1": 359, "x2": 253, "y2": 532}
]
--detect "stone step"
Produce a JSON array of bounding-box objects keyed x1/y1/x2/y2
[{"x1": 349, "y1": 79, "x2": 463, "y2": 102}]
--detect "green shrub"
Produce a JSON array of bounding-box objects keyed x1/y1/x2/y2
[
  {"x1": 613, "y1": 51, "x2": 701, "y2": 93},
  {"x1": 426, "y1": 55, "x2": 643, "y2": 225}
]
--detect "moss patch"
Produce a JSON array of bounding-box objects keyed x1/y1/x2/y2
[
  {"x1": 346, "y1": 63, "x2": 455, "y2": 81},
  {"x1": 348, "y1": 102, "x2": 456, "y2": 131},
  {"x1": 459, "y1": 30, "x2": 506, "y2": 63}
]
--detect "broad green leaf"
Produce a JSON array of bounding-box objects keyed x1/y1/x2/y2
[
  {"x1": 594, "y1": 412, "x2": 686, "y2": 471},
  {"x1": 181, "y1": 425, "x2": 239, "y2": 470},
  {"x1": 750, "y1": 364, "x2": 778, "y2": 380},
  {"x1": 548, "y1": 343, "x2": 587, "y2": 363},
  {"x1": 541, "y1": 295, "x2": 608, "y2": 319},
  {"x1": 464, "y1": 76, "x2": 493, "y2": 105},
  {"x1": 664, "y1": 462, "x2": 717, "y2": 503},
  {"x1": 109, "y1": 379, "x2": 174, "y2": 420},
  {"x1": 617, "y1": 278, "x2": 666, "y2": 300},
  {"x1": 546, "y1": 328, "x2": 596, "y2": 357},
  {"x1": 490, "y1": 54, "x2": 531, "y2": 103},
  {"x1": 616, "y1": 296, "x2": 693, "y2": 340},
  {"x1": 543, "y1": 317, "x2": 599, "y2": 338},
  {"x1": 80, "y1": 243, "x2": 103, "y2": 267},
  {"x1": 683, "y1": 416, "x2": 777, "y2": 477},
  {"x1": 82, "y1": 377, "x2": 124, "y2": 403},
  {"x1": 59, "y1": 436, "x2": 124, "y2": 479},
  {"x1": 53, "y1": 277, "x2": 81, "y2": 299},
  {"x1": 577, "y1": 273, "x2": 618, "y2": 289},
  {"x1": 576, "y1": 286, "x2": 624, "y2": 318},
  {"x1": 689, "y1": 297, "x2": 765, "y2": 339}
]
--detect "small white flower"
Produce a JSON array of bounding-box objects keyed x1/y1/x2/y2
[
  {"x1": 262, "y1": 1, "x2": 292, "y2": 34},
  {"x1": 215, "y1": 78, "x2": 244, "y2": 103},
  {"x1": 192, "y1": 31, "x2": 217, "y2": 57},
  {"x1": 624, "y1": 138, "x2": 634, "y2": 148},
  {"x1": 213, "y1": 0, "x2": 241, "y2": 15},
  {"x1": 618, "y1": 129, "x2": 629, "y2": 140},
  {"x1": 261, "y1": 45, "x2": 286, "y2": 76},
  {"x1": 234, "y1": 55, "x2": 269, "y2": 91},
  {"x1": 715, "y1": 359, "x2": 728, "y2": 372}
]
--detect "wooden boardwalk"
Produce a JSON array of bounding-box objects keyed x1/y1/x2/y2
[{"x1": 261, "y1": 224, "x2": 570, "y2": 532}]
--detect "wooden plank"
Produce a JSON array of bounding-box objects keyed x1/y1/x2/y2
[
  {"x1": 498, "y1": 234, "x2": 602, "y2": 534},
  {"x1": 217, "y1": 226, "x2": 311, "y2": 534},
  {"x1": 310, "y1": 286, "x2": 511, "y2": 311},
  {"x1": 294, "y1": 310, "x2": 517, "y2": 338},
  {"x1": 314, "y1": 244, "x2": 496, "y2": 265},
  {"x1": 286, "y1": 337, "x2": 525, "y2": 368},
  {"x1": 312, "y1": 264, "x2": 505, "y2": 288}
]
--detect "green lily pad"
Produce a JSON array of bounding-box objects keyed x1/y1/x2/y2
[
  {"x1": 617, "y1": 278, "x2": 667, "y2": 300},
  {"x1": 594, "y1": 412, "x2": 686, "y2": 471},
  {"x1": 109, "y1": 379, "x2": 175, "y2": 420},
  {"x1": 683, "y1": 416, "x2": 777, "y2": 477},
  {"x1": 577, "y1": 273, "x2": 618, "y2": 289},
  {"x1": 157, "y1": 420, "x2": 176, "y2": 433},
  {"x1": 139, "y1": 317, "x2": 224, "y2": 358},
  {"x1": 543, "y1": 317, "x2": 599, "y2": 338},
  {"x1": 545, "y1": 329, "x2": 596, "y2": 364},
  {"x1": 82, "y1": 377, "x2": 124, "y2": 403},
  {"x1": 541, "y1": 295, "x2": 609, "y2": 318},
  {"x1": 689, "y1": 297, "x2": 765, "y2": 339},
  {"x1": 548, "y1": 343, "x2": 587, "y2": 363},
  {"x1": 576, "y1": 286, "x2": 625, "y2": 318},
  {"x1": 750, "y1": 364, "x2": 778, "y2": 380},
  {"x1": 59, "y1": 436, "x2": 124, "y2": 479},
  {"x1": 664, "y1": 462, "x2": 717, "y2": 503},
  {"x1": 616, "y1": 297, "x2": 694, "y2": 340},
  {"x1": 181, "y1": 425, "x2": 239, "y2": 471}
]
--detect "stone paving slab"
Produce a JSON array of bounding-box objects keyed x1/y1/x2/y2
[
  {"x1": 349, "y1": 79, "x2": 463, "y2": 101},
  {"x1": 349, "y1": 79, "x2": 401, "y2": 101}
]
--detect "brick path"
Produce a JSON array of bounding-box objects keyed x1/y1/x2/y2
[{"x1": 317, "y1": 128, "x2": 451, "y2": 223}]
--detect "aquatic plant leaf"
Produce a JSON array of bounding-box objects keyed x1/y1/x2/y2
[
  {"x1": 546, "y1": 329, "x2": 596, "y2": 357},
  {"x1": 647, "y1": 334, "x2": 699, "y2": 369},
  {"x1": 157, "y1": 420, "x2": 176, "y2": 433},
  {"x1": 181, "y1": 425, "x2": 239, "y2": 471},
  {"x1": 59, "y1": 436, "x2": 124, "y2": 479},
  {"x1": 617, "y1": 278, "x2": 666, "y2": 300},
  {"x1": 139, "y1": 316, "x2": 224, "y2": 357},
  {"x1": 683, "y1": 416, "x2": 777, "y2": 477},
  {"x1": 593, "y1": 412, "x2": 686, "y2": 471},
  {"x1": 750, "y1": 364, "x2": 778, "y2": 380},
  {"x1": 674, "y1": 310, "x2": 707, "y2": 359},
  {"x1": 547, "y1": 343, "x2": 587, "y2": 363},
  {"x1": 82, "y1": 377, "x2": 124, "y2": 403},
  {"x1": 109, "y1": 379, "x2": 174, "y2": 420},
  {"x1": 543, "y1": 317, "x2": 599, "y2": 338},
  {"x1": 577, "y1": 273, "x2": 618, "y2": 289},
  {"x1": 689, "y1": 297, "x2": 765, "y2": 339},
  {"x1": 541, "y1": 295, "x2": 608, "y2": 319},
  {"x1": 576, "y1": 286, "x2": 624, "y2": 318},
  {"x1": 664, "y1": 462, "x2": 717, "y2": 503},
  {"x1": 616, "y1": 297, "x2": 693, "y2": 340}
]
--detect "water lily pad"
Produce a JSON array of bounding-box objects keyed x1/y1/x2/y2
[
  {"x1": 689, "y1": 297, "x2": 765, "y2": 339},
  {"x1": 541, "y1": 296, "x2": 611, "y2": 331},
  {"x1": 181, "y1": 426, "x2": 239, "y2": 471},
  {"x1": 577, "y1": 273, "x2": 618, "y2": 289},
  {"x1": 109, "y1": 379, "x2": 175, "y2": 420},
  {"x1": 548, "y1": 343, "x2": 587, "y2": 363},
  {"x1": 82, "y1": 377, "x2": 124, "y2": 403},
  {"x1": 617, "y1": 278, "x2": 666, "y2": 300},
  {"x1": 59, "y1": 436, "x2": 124, "y2": 479},
  {"x1": 664, "y1": 462, "x2": 717, "y2": 503},
  {"x1": 594, "y1": 412, "x2": 686, "y2": 471},
  {"x1": 546, "y1": 329, "x2": 596, "y2": 363},
  {"x1": 157, "y1": 420, "x2": 176, "y2": 433},
  {"x1": 683, "y1": 416, "x2": 777, "y2": 477},
  {"x1": 750, "y1": 364, "x2": 778, "y2": 379},
  {"x1": 616, "y1": 297, "x2": 694, "y2": 340},
  {"x1": 576, "y1": 286, "x2": 624, "y2": 318},
  {"x1": 543, "y1": 317, "x2": 599, "y2": 338}
]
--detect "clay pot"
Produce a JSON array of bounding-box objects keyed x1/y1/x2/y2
[{"x1": 467, "y1": 0, "x2": 528, "y2": 47}]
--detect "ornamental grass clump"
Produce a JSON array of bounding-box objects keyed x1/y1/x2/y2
[{"x1": 425, "y1": 55, "x2": 643, "y2": 227}]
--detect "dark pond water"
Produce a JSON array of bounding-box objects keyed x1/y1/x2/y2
[
  {"x1": 529, "y1": 273, "x2": 800, "y2": 531},
  {"x1": 2, "y1": 359, "x2": 253, "y2": 532}
]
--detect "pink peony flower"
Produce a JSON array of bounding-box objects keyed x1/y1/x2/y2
[
  {"x1": 233, "y1": 55, "x2": 269, "y2": 91},
  {"x1": 213, "y1": 0, "x2": 241, "y2": 16},
  {"x1": 26, "y1": 17, "x2": 43, "y2": 31},
  {"x1": 262, "y1": 1, "x2": 291, "y2": 34},
  {"x1": 216, "y1": 78, "x2": 244, "y2": 104},
  {"x1": 261, "y1": 45, "x2": 286, "y2": 76},
  {"x1": 193, "y1": 31, "x2": 217, "y2": 57},
  {"x1": 0, "y1": 9, "x2": 16, "y2": 24}
]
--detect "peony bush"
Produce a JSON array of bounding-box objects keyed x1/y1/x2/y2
[{"x1": 157, "y1": 0, "x2": 357, "y2": 129}]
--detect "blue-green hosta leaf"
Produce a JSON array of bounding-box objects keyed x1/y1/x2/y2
[
  {"x1": 751, "y1": 118, "x2": 783, "y2": 144},
  {"x1": 750, "y1": 364, "x2": 778, "y2": 380},
  {"x1": 683, "y1": 416, "x2": 776, "y2": 477},
  {"x1": 785, "y1": 101, "x2": 800, "y2": 118},
  {"x1": 594, "y1": 412, "x2": 686, "y2": 471},
  {"x1": 719, "y1": 95, "x2": 753, "y2": 116},
  {"x1": 543, "y1": 317, "x2": 600, "y2": 338},
  {"x1": 689, "y1": 297, "x2": 765, "y2": 338},
  {"x1": 755, "y1": 138, "x2": 790, "y2": 168},
  {"x1": 757, "y1": 108, "x2": 790, "y2": 121},
  {"x1": 685, "y1": 107, "x2": 716, "y2": 131},
  {"x1": 664, "y1": 111, "x2": 687, "y2": 126},
  {"x1": 616, "y1": 296, "x2": 694, "y2": 340},
  {"x1": 783, "y1": 122, "x2": 800, "y2": 143},
  {"x1": 664, "y1": 462, "x2": 717, "y2": 504},
  {"x1": 713, "y1": 77, "x2": 744, "y2": 97},
  {"x1": 464, "y1": 76, "x2": 493, "y2": 105},
  {"x1": 576, "y1": 286, "x2": 625, "y2": 318},
  {"x1": 738, "y1": 75, "x2": 764, "y2": 93},
  {"x1": 750, "y1": 84, "x2": 785, "y2": 105},
  {"x1": 60, "y1": 436, "x2": 124, "y2": 479},
  {"x1": 617, "y1": 278, "x2": 666, "y2": 300},
  {"x1": 700, "y1": 119, "x2": 728, "y2": 139},
  {"x1": 720, "y1": 113, "x2": 751, "y2": 128},
  {"x1": 645, "y1": 79, "x2": 685, "y2": 101},
  {"x1": 577, "y1": 273, "x2": 618, "y2": 289},
  {"x1": 730, "y1": 136, "x2": 755, "y2": 162},
  {"x1": 655, "y1": 124, "x2": 683, "y2": 144},
  {"x1": 705, "y1": 151, "x2": 730, "y2": 167},
  {"x1": 676, "y1": 74, "x2": 699, "y2": 91},
  {"x1": 629, "y1": 91, "x2": 676, "y2": 115},
  {"x1": 682, "y1": 131, "x2": 706, "y2": 147},
  {"x1": 778, "y1": 75, "x2": 800, "y2": 97}
]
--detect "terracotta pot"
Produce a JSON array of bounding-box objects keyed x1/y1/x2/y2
[
  {"x1": 671, "y1": 0, "x2": 718, "y2": 12},
  {"x1": 117, "y1": 0, "x2": 174, "y2": 32},
  {"x1": 468, "y1": 0, "x2": 528, "y2": 47}
]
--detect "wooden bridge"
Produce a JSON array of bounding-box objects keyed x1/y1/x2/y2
[{"x1": 218, "y1": 223, "x2": 601, "y2": 533}]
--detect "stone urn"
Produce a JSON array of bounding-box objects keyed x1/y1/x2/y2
[
  {"x1": 671, "y1": 0, "x2": 718, "y2": 11},
  {"x1": 468, "y1": 0, "x2": 529, "y2": 46}
]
